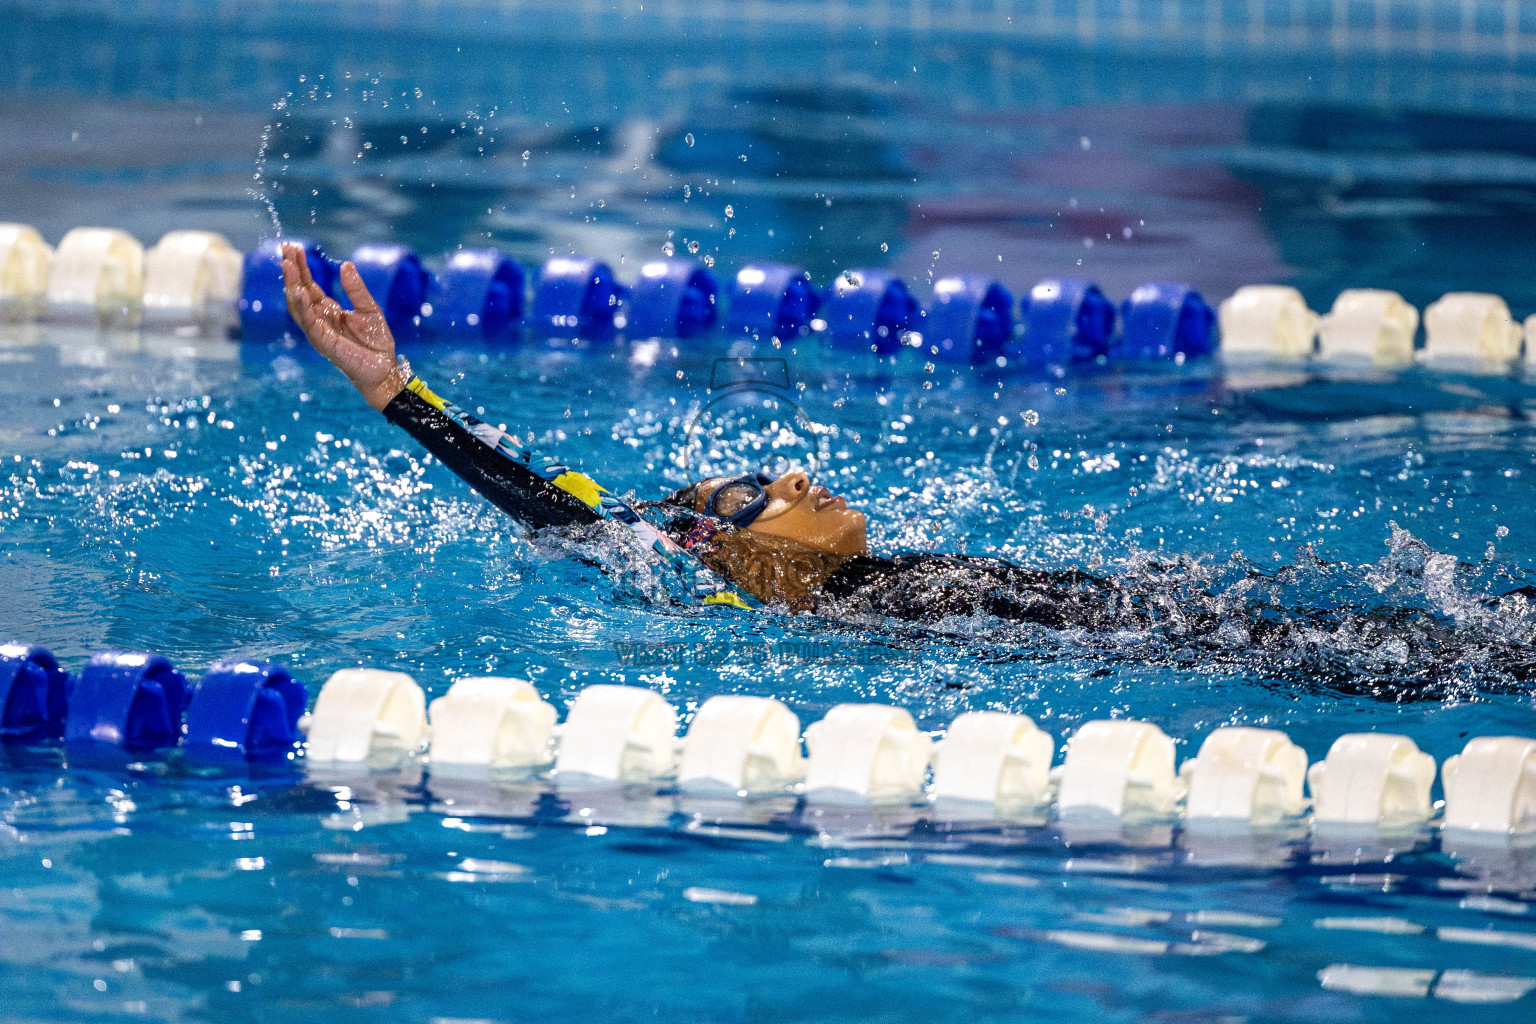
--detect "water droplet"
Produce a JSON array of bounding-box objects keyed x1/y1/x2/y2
[
  {"x1": 687, "y1": 240, "x2": 700, "y2": 254},
  {"x1": 1027, "y1": 454, "x2": 1040, "y2": 470},
  {"x1": 931, "y1": 250, "x2": 940, "y2": 259},
  {"x1": 880, "y1": 242, "x2": 889, "y2": 252},
  {"x1": 1023, "y1": 410, "x2": 1039, "y2": 426},
  {"x1": 597, "y1": 199, "x2": 606, "y2": 207},
  {"x1": 685, "y1": 132, "x2": 695, "y2": 146},
  {"x1": 702, "y1": 254, "x2": 715, "y2": 267},
  {"x1": 1497, "y1": 525, "x2": 1510, "y2": 537},
  {"x1": 727, "y1": 228, "x2": 736, "y2": 238},
  {"x1": 662, "y1": 241, "x2": 675, "y2": 257},
  {"x1": 724, "y1": 205, "x2": 734, "y2": 218},
  {"x1": 684, "y1": 184, "x2": 691, "y2": 199}
]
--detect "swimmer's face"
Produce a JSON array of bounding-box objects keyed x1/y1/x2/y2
[{"x1": 695, "y1": 471, "x2": 867, "y2": 557}]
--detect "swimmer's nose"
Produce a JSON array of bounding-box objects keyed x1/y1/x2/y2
[{"x1": 766, "y1": 470, "x2": 810, "y2": 505}]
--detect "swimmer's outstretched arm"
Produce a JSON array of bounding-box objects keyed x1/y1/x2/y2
[{"x1": 280, "y1": 244, "x2": 600, "y2": 528}]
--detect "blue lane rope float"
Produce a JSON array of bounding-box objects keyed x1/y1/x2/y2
[
  {"x1": 424, "y1": 248, "x2": 525, "y2": 337},
  {"x1": 0, "y1": 643, "x2": 70, "y2": 741},
  {"x1": 724, "y1": 263, "x2": 819, "y2": 340},
  {"x1": 64, "y1": 651, "x2": 189, "y2": 750},
  {"x1": 239, "y1": 237, "x2": 336, "y2": 338},
  {"x1": 1117, "y1": 282, "x2": 1217, "y2": 361},
  {"x1": 345, "y1": 244, "x2": 431, "y2": 332},
  {"x1": 184, "y1": 659, "x2": 308, "y2": 761},
  {"x1": 625, "y1": 258, "x2": 720, "y2": 339},
  {"x1": 1015, "y1": 278, "x2": 1118, "y2": 364},
  {"x1": 925, "y1": 275, "x2": 1014, "y2": 364},
  {"x1": 532, "y1": 256, "x2": 623, "y2": 338},
  {"x1": 820, "y1": 269, "x2": 921, "y2": 354}
]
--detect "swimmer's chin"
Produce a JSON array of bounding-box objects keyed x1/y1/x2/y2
[{"x1": 836, "y1": 515, "x2": 869, "y2": 558}]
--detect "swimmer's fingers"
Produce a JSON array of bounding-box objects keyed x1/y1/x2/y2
[
  {"x1": 282, "y1": 244, "x2": 332, "y2": 313},
  {"x1": 296, "y1": 281, "x2": 386, "y2": 374},
  {"x1": 335, "y1": 262, "x2": 397, "y2": 357},
  {"x1": 299, "y1": 296, "x2": 362, "y2": 371},
  {"x1": 280, "y1": 244, "x2": 308, "y2": 322},
  {"x1": 296, "y1": 269, "x2": 348, "y2": 328},
  {"x1": 290, "y1": 278, "x2": 339, "y2": 347},
  {"x1": 299, "y1": 285, "x2": 378, "y2": 362},
  {"x1": 283, "y1": 243, "x2": 311, "y2": 288},
  {"x1": 337, "y1": 261, "x2": 382, "y2": 317},
  {"x1": 298, "y1": 304, "x2": 342, "y2": 360},
  {"x1": 282, "y1": 245, "x2": 346, "y2": 344}
]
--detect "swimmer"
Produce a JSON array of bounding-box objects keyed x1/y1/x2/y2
[
  {"x1": 281, "y1": 245, "x2": 1139, "y2": 626},
  {"x1": 280, "y1": 246, "x2": 1535, "y2": 700}
]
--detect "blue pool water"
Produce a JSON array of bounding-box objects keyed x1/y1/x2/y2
[
  {"x1": 7, "y1": 4, "x2": 1536, "y2": 1021},
  {"x1": 5, "y1": 329, "x2": 1536, "y2": 1021}
]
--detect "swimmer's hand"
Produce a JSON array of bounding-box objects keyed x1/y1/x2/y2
[{"x1": 280, "y1": 243, "x2": 409, "y2": 411}]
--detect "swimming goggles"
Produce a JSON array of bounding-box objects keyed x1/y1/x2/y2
[{"x1": 703, "y1": 471, "x2": 778, "y2": 528}]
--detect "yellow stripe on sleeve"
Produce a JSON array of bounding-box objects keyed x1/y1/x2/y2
[
  {"x1": 405, "y1": 376, "x2": 447, "y2": 412},
  {"x1": 552, "y1": 470, "x2": 605, "y2": 508}
]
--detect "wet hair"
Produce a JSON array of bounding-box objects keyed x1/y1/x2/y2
[
  {"x1": 651, "y1": 480, "x2": 726, "y2": 547},
  {"x1": 665, "y1": 480, "x2": 706, "y2": 512},
  {"x1": 695, "y1": 528, "x2": 846, "y2": 609}
]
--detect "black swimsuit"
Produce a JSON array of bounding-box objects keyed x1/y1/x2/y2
[{"x1": 813, "y1": 554, "x2": 1133, "y2": 628}]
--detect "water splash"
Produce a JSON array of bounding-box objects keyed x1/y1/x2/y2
[
  {"x1": 248, "y1": 95, "x2": 291, "y2": 237},
  {"x1": 816, "y1": 525, "x2": 1536, "y2": 702}
]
